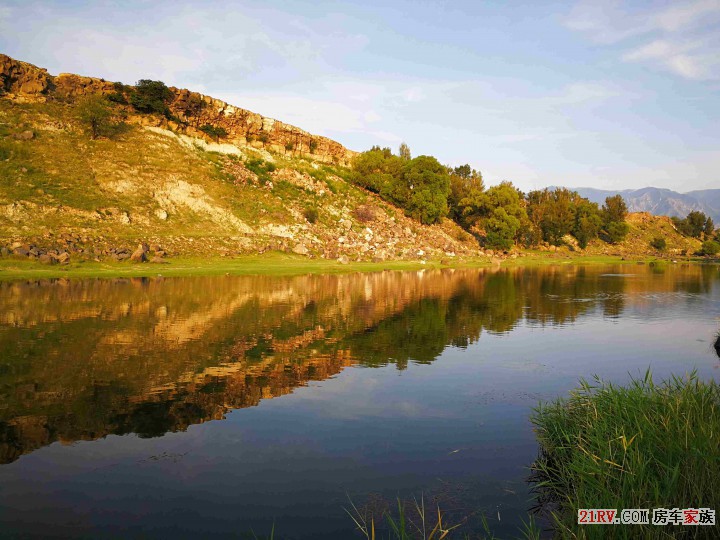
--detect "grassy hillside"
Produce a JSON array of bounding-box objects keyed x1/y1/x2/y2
[{"x1": 0, "y1": 98, "x2": 477, "y2": 262}]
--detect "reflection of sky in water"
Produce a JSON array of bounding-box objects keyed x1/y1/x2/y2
[{"x1": 0, "y1": 264, "x2": 718, "y2": 539}]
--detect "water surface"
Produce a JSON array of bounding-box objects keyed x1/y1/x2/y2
[{"x1": 1, "y1": 264, "x2": 718, "y2": 538}]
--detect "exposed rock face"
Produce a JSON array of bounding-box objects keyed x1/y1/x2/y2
[
  {"x1": 0, "y1": 53, "x2": 356, "y2": 166},
  {"x1": 0, "y1": 55, "x2": 52, "y2": 95}
]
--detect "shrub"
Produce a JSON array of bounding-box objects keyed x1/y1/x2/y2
[
  {"x1": 258, "y1": 132, "x2": 270, "y2": 143},
  {"x1": 199, "y1": 124, "x2": 228, "y2": 141},
  {"x1": 700, "y1": 240, "x2": 720, "y2": 256},
  {"x1": 129, "y1": 79, "x2": 173, "y2": 116},
  {"x1": 308, "y1": 139, "x2": 318, "y2": 153},
  {"x1": 606, "y1": 221, "x2": 629, "y2": 244},
  {"x1": 303, "y1": 207, "x2": 318, "y2": 224},
  {"x1": 284, "y1": 141, "x2": 294, "y2": 151},
  {"x1": 650, "y1": 236, "x2": 666, "y2": 250}
]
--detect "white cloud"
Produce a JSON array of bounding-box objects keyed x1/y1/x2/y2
[{"x1": 566, "y1": 0, "x2": 720, "y2": 80}]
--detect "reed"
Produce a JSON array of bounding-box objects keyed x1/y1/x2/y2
[{"x1": 530, "y1": 369, "x2": 720, "y2": 538}]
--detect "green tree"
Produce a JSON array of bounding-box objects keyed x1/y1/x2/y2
[
  {"x1": 703, "y1": 217, "x2": 714, "y2": 239},
  {"x1": 76, "y1": 94, "x2": 114, "y2": 139},
  {"x1": 602, "y1": 195, "x2": 629, "y2": 244},
  {"x1": 130, "y1": 79, "x2": 174, "y2": 116},
  {"x1": 674, "y1": 211, "x2": 708, "y2": 238},
  {"x1": 467, "y1": 182, "x2": 528, "y2": 249},
  {"x1": 351, "y1": 146, "x2": 402, "y2": 193},
  {"x1": 447, "y1": 167, "x2": 484, "y2": 226},
  {"x1": 398, "y1": 142, "x2": 411, "y2": 160},
  {"x1": 391, "y1": 155, "x2": 451, "y2": 225},
  {"x1": 573, "y1": 199, "x2": 602, "y2": 249}
]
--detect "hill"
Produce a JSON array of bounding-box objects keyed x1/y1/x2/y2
[
  {"x1": 567, "y1": 186, "x2": 720, "y2": 223},
  {"x1": 0, "y1": 54, "x2": 708, "y2": 266},
  {"x1": 0, "y1": 54, "x2": 477, "y2": 263}
]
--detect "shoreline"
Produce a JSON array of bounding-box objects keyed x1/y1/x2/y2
[{"x1": 0, "y1": 251, "x2": 710, "y2": 281}]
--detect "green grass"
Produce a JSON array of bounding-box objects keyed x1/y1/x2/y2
[
  {"x1": 0, "y1": 252, "x2": 446, "y2": 280},
  {"x1": 530, "y1": 370, "x2": 720, "y2": 539}
]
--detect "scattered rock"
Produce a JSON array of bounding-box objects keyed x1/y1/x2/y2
[
  {"x1": 56, "y1": 252, "x2": 70, "y2": 264},
  {"x1": 150, "y1": 256, "x2": 169, "y2": 264},
  {"x1": 155, "y1": 209, "x2": 168, "y2": 220},
  {"x1": 292, "y1": 243, "x2": 309, "y2": 255},
  {"x1": 0, "y1": 247, "x2": 8, "y2": 257},
  {"x1": 13, "y1": 130, "x2": 34, "y2": 140},
  {"x1": 38, "y1": 254, "x2": 56, "y2": 265},
  {"x1": 337, "y1": 255, "x2": 349, "y2": 265}
]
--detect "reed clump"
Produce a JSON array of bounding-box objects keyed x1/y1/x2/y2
[{"x1": 530, "y1": 370, "x2": 720, "y2": 538}]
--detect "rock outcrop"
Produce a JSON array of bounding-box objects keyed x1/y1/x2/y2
[{"x1": 0, "y1": 54, "x2": 356, "y2": 165}]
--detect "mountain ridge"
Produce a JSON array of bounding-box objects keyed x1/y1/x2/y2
[{"x1": 552, "y1": 186, "x2": 720, "y2": 222}]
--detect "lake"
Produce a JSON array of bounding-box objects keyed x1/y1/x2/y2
[{"x1": 0, "y1": 263, "x2": 718, "y2": 539}]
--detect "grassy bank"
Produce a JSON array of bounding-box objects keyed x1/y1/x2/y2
[
  {"x1": 0, "y1": 252, "x2": 672, "y2": 280},
  {"x1": 530, "y1": 371, "x2": 720, "y2": 539}
]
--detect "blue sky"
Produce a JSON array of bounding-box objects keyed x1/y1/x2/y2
[{"x1": 1, "y1": 0, "x2": 718, "y2": 192}]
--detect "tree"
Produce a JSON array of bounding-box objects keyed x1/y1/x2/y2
[
  {"x1": 601, "y1": 195, "x2": 629, "y2": 244},
  {"x1": 573, "y1": 199, "x2": 602, "y2": 249},
  {"x1": 447, "y1": 167, "x2": 484, "y2": 226},
  {"x1": 703, "y1": 217, "x2": 714, "y2": 239},
  {"x1": 130, "y1": 79, "x2": 174, "y2": 116},
  {"x1": 393, "y1": 155, "x2": 451, "y2": 225},
  {"x1": 398, "y1": 142, "x2": 411, "y2": 160},
  {"x1": 76, "y1": 94, "x2": 114, "y2": 139},
  {"x1": 351, "y1": 146, "x2": 403, "y2": 193},
  {"x1": 602, "y1": 194, "x2": 627, "y2": 224},
  {"x1": 467, "y1": 182, "x2": 528, "y2": 249}
]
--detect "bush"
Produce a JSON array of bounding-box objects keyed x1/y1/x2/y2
[
  {"x1": 258, "y1": 132, "x2": 270, "y2": 144},
  {"x1": 606, "y1": 221, "x2": 629, "y2": 244},
  {"x1": 130, "y1": 79, "x2": 173, "y2": 116},
  {"x1": 700, "y1": 240, "x2": 720, "y2": 256},
  {"x1": 303, "y1": 207, "x2": 318, "y2": 224},
  {"x1": 199, "y1": 124, "x2": 228, "y2": 141},
  {"x1": 650, "y1": 236, "x2": 666, "y2": 250},
  {"x1": 308, "y1": 140, "x2": 318, "y2": 153},
  {"x1": 284, "y1": 141, "x2": 294, "y2": 151},
  {"x1": 352, "y1": 204, "x2": 377, "y2": 223}
]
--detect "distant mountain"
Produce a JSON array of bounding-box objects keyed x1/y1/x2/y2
[{"x1": 556, "y1": 187, "x2": 720, "y2": 223}]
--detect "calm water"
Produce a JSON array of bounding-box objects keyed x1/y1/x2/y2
[{"x1": 0, "y1": 264, "x2": 719, "y2": 539}]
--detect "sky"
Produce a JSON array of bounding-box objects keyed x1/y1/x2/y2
[{"x1": 1, "y1": 0, "x2": 718, "y2": 192}]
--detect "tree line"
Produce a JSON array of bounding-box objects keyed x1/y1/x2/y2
[{"x1": 350, "y1": 144, "x2": 631, "y2": 250}]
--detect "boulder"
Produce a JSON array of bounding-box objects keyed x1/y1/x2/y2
[
  {"x1": 38, "y1": 254, "x2": 56, "y2": 265},
  {"x1": 715, "y1": 333, "x2": 720, "y2": 359},
  {"x1": 292, "y1": 243, "x2": 309, "y2": 255},
  {"x1": 337, "y1": 255, "x2": 349, "y2": 265},
  {"x1": 56, "y1": 252, "x2": 70, "y2": 264},
  {"x1": 13, "y1": 130, "x2": 34, "y2": 141},
  {"x1": 0, "y1": 247, "x2": 8, "y2": 257},
  {"x1": 130, "y1": 244, "x2": 147, "y2": 263},
  {"x1": 150, "y1": 256, "x2": 169, "y2": 264}
]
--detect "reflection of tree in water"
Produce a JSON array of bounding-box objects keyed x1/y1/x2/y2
[{"x1": 0, "y1": 264, "x2": 715, "y2": 463}]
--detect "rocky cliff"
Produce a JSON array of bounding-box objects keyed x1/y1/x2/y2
[{"x1": 0, "y1": 53, "x2": 355, "y2": 165}]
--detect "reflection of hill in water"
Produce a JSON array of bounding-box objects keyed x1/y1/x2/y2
[{"x1": 0, "y1": 264, "x2": 715, "y2": 464}]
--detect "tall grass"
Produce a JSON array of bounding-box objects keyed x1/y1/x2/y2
[
  {"x1": 530, "y1": 369, "x2": 720, "y2": 539},
  {"x1": 345, "y1": 495, "x2": 541, "y2": 540}
]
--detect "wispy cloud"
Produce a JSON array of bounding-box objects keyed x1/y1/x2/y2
[{"x1": 566, "y1": 0, "x2": 720, "y2": 80}]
